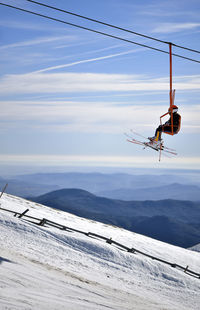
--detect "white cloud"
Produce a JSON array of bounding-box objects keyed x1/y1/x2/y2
[
  {"x1": 0, "y1": 153, "x2": 199, "y2": 169},
  {"x1": 0, "y1": 19, "x2": 44, "y2": 31},
  {"x1": 152, "y1": 22, "x2": 200, "y2": 33},
  {"x1": 137, "y1": 1, "x2": 199, "y2": 19},
  {"x1": 0, "y1": 100, "x2": 156, "y2": 132},
  {"x1": 0, "y1": 35, "x2": 75, "y2": 50},
  {"x1": 0, "y1": 72, "x2": 199, "y2": 95},
  {"x1": 0, "y1": 99, "x2": 199, "y2": 134}
]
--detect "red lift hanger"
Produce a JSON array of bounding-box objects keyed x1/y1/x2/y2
[{"x1": 160, "y1": 43, "x2": 181, "y2": 135}]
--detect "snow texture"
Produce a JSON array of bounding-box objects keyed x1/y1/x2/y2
[
  {"x1": 0, "y1": 193, "x2": 200, "y2": 310},
  {"x1": 190, "y1": 243, "x2": 200, "y2": 253}
]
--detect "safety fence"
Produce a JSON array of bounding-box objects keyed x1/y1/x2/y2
[{"x1": 0, "y1": 203, "x2": 199, "y2": 280}]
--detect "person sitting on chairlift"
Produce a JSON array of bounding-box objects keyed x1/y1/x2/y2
[{"x1": 149, "y1": 105, "x2": 181, "y2": 144}]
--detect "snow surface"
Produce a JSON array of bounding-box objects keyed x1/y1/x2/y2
[
  {"x1": 0, "y1": 193, "x2": 200, "y2": 310},
  {"x1": 190, "y1": 243, "x2": 200, "y2": 253}
]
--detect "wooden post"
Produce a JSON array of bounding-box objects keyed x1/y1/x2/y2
[
  {"x1": 18, "y1": 209, "x2": 29, "y2": 218},
  {"x1": 39, "y1": 218, "x2": 46, "y2": 226},
  {"x1": 106, "y1": 238, "x2": 112, "y2": 244},
  {"x1": 127, "y1": 248, "x2": 136, "y2": 253},
  {"x1": 0, "y1": 183, "x2": 8, "y2": 199}
]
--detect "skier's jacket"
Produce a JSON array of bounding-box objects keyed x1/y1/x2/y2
[{"x1": 164, "y1": 112, "x2": 181, "y2": 134}]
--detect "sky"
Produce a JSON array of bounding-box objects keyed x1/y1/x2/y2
[{"x1": 0, "y1": 0, "x2": 200, "y2": 173}]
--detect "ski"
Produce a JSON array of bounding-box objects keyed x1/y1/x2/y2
[
  {"x1": 127, "y1": 138, "x2": 177, "y2": 155},
  {"x1": 125, "y1": 130, "x2": 177, "y2": 161},
  {"x1": 130, "y1": 129, "x2": 176, "y2": 151}
]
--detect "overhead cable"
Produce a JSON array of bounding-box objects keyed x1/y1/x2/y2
[
  {"x1": 0, "y1": 2, "x2": 200, "y2": 64},
  {"x1": 26, "y1": 0, "x2": 200, "y2": 55}
]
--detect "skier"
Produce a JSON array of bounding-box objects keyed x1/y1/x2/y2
[{"x1": 149, "y1": 105, "x2": 181, "y2": 145}]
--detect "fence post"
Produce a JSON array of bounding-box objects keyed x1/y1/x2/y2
[
  {"x1": 128, "y1": 248, "x2": 136, "y2": 254},
  {"x1": 39, "y1": 218, "x2": 46, "y2": 226},
  {"x1": 0, "y1": 183, "x2": 8, "y2": 199},
  {"x1": 106, "y1": 238, "x2": 112, "y2": 244},
  {"x1": 18, "y1": 209, "x2": 29, "y2": 218}
]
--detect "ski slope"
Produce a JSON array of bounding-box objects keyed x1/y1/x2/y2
[
  {"x1": 0, "y1": 193, "x2": 200, "y2": 310},
  {"x1": 190, "y1": 243, "x2": 200, "y2": 253}
]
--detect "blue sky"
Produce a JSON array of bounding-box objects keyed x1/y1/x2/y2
[{"x1": 0, "y1": 0, "x2": 200, "y2": 172}]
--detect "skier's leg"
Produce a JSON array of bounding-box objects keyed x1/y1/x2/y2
[{"x1": 154, "y1": 126, "x2": 162, "y2": 141}]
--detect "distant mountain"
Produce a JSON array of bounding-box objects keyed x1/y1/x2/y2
[
  {"x1": 29, "y1": 188, "x2": 200, "y2": 248},
  {"x1": 15, "y1": 172, "x2": 141, "y2": 191},
  {"x1": 9, "y1": 171, "x2": 200, "y2": 201},
  {"x1": 96, "y1": 183, "x2": 200, "y2": 201},
  {"x1": 129, "y1": 216, "x2": 200, "y2": 249},
  {"x1": 0, "y1": 178, "x2": 59, "y2": 197},
  {"x1": 15, "y1": 171, "x2": 200, "y2": 193}
]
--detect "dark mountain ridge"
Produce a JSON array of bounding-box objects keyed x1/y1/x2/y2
[{"x1": 29, "y1": 188, "x2": 200, "y2": 248}]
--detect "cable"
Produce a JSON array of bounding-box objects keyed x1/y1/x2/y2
[
  {"x1": 26, "y1": 0, "x2": 200, "y2": 55},
  {"x1": 0, "y1": 2, "x2": 200, "y2": 64}
]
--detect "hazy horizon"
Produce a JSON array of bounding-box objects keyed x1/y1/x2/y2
[{"x1": 1, "y1": 164, "x2": 200, "y2": 178}]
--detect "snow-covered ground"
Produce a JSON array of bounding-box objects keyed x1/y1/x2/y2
[
  {"x1": 190, "y1": 243, "x2": 200, "y2": 253},
  {"x1": 0, "y1": 193, "x2": 200, "y2": 310}
]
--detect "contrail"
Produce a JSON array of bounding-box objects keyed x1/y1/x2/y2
[{"x1": 32, "y1": 48, "x2": 143, "y2": 73}]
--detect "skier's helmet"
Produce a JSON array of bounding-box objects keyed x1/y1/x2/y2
[{"x1": 168, "y1": 105, "x2": 178, "y2": 113}]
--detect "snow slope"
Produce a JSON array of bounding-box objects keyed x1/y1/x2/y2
[
  {"x1": 190, "y1": 243, "x2": 200, "y2": 253},
  {"x1": 0, "y1": 194, "x2": 200, "y2": 310}
]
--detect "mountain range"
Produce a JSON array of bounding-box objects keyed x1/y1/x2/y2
[
  {"x1": 0, "y1": 177, "x2": 59, "y2": 197},
  {"x1": 2, "y1": 172, "x2": 200, "y2": 201},
  {"x1": 29, "y1": 188, "x2": 200, "y2": 248},
  {"x1": 97, "y1": 183, "x2": 200, "y2": 201}
]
